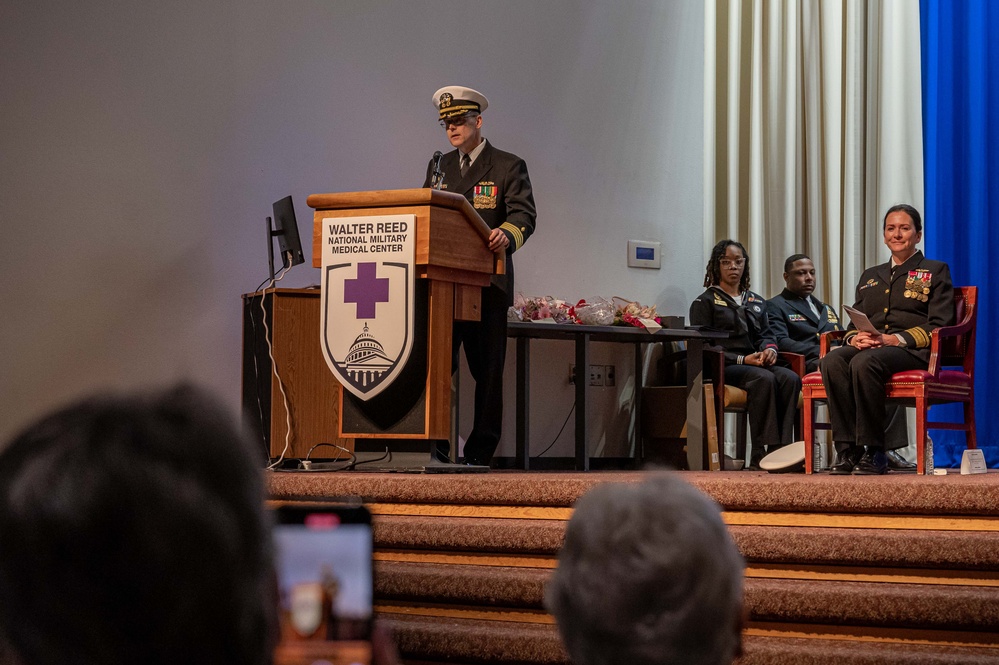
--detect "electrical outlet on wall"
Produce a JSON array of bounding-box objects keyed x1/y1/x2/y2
[{"x1": 570, "y1": 364, "x2": 611, "y2": 386}]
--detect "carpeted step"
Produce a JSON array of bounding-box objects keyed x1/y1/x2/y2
[
  {"x1": 374, "y1": 514, "x2": 564, "y2": 554},
  {"x1": 380, "y1": 614, "x2": 999, "y2": 665},
  {"x1": 269, "y1": 470, "x2": 999, "y2": 516},
  {"x1": 372, "y1": 513, "x2": 999, "y2": 572},
  {"x1": 375, "y1": 561, "x2": 999, "y2": 634},
  {"x1": 376, "y1": 561, "x2": 548, "y2": 608},
  {"x1": 747, "y1": 578, "x2": 999, "y2": 631},
  {"x1": 372, "y1": 514, "x2": 999, "y2": 571},
  {"x1": 270, "y1": 472, "x2": 999, "y2": 663},
  {"x1": 731, "y1": 525, "x2": 999, "y2": 570},
  {"x1": 737, "y1": 635, "x2": 999, "y2": 664},
  {"x1": 382, "y1": 613, "x2": 564, "y2": 664}
]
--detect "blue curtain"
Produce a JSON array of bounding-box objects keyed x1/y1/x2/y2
[{"x1": 920, "y1": 0, "x2": 999, "y2": 467}]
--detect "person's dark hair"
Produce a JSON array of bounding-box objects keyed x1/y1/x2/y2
[
  {"x1": 703, "y1": 239, "x2": 751, "y2": 292},
  {"x1": 883, "y1": 204, "x2": 922, "y2": 233},
  {"x1": 783, "y1": 253, "x2": 810, "y2": 273},
  {"x1": 545, "y1": 474, "x2": 745, "y2": 665},
  {"x1": 0, "y1": 385, "x2": 276, "y2": 665}
]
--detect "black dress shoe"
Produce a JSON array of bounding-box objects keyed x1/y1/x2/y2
[
  {"x1": 829, "y1": 447, "x2": 863, "y2": 475},
  {"x1": 885, "y1": 449, "x2": 916, "y2": 473},
  {"x1": 852, "y1": 449, "x2": 889, "y2": 475}
]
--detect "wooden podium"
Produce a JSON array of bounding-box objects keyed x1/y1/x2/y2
[{"x1": 307, "y1": 188, "x2": 502, "y2": 444}]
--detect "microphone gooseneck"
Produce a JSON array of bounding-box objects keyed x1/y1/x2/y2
[{"x1": 430, "y1": 151, "x2": 445, "y2": 190}]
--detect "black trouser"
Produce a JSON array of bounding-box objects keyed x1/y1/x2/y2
[
  {"x1": 819, "y1": 345, "x2": 925, "y2": 451},
  {"x1": 723, "y1": 364, "x2": 801, "y2": 451},
  {"x1": 453, "y1": 285, "x2": 508, "y2": 463}
]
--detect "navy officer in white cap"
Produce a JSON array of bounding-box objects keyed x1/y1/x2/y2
[{"x1": 423, "y1": 85, "x2": 537, "y2": 467}]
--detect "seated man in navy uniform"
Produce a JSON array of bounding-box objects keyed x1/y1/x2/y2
[
  {"x1": 768, "y1": 254, "x2": 914, "y2": 472},
  {"x1": 766, "y1": 254, "x2": 841, "y2": 373},
  {"x1": 423, "y1": 86, "x2": 537, "y2": 467}
]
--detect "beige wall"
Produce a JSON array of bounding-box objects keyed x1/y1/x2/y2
[{"x1": 0, "y1": 1, "x2": 706, "y2": 457}]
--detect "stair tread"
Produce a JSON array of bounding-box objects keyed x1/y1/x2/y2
[
  {"x1": 380, "y1": 614, "x2": 999, "y2": 664},
  {"x1": 375, "y1": 561, "x2": 999, "y2": 630}
]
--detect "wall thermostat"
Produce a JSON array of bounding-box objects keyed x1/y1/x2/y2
[{"x1": 627, "y1": 240, "x2": 661, "y2": 269}]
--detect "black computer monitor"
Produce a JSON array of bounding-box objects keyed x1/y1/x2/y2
[{"x1": 268, "y1": 195, "x2": 305, "y2": 280}]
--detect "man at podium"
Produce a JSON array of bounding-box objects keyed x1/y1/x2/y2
[{"x1": 423, "y1": 85, "x2": 537, "y2": 467}]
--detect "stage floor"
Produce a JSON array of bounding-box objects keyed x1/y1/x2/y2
[{"x1": 268, "y1": 468, "x2": 999, "y2": 517}]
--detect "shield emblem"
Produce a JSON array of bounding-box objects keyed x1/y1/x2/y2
[{"x1": 320, "y1": 214, "x2": 415, "y2": 400}]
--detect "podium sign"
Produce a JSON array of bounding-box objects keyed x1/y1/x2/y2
[
  {"x1": 308, "y1": 189, "x2": 499, "y2": 442},
  {"x1": 320, "y1": 214, "x2": 415, "y2": 400}
]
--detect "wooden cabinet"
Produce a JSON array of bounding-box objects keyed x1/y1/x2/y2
[{"x1": 241, "y1": 288, "x2": 352, "y2": 459}]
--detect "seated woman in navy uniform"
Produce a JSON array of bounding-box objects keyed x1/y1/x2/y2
[
  {"x1": 690, "y1": 240, "x2": 802, "y2": 468},
  {"x1": 819, "y1": 204, "x2": 954, "y2": 476}
]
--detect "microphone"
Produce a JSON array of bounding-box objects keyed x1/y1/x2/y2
[{"x1": 430, "y1": 151, "x2": 445, "y2": 190}]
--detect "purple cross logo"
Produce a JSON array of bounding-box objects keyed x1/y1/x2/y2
[{"x1": 343, "y1": 262, "x2": 389, "y2": 319}]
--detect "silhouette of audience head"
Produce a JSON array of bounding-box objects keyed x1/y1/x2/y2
[
  {"x1": 545, "y1": 474, "x2": 745, "y2": 665},
  {"x1": 0, "y1": 385, "x2": 276, "y2": 665}
]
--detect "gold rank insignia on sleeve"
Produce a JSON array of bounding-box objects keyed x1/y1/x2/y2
[
  {"x1": 499, "y1": 222, "x2": 525, "y2": 250},
  {"x1": 713, "y1": 295, "x2": 728, "y2": 306},
  {"x1": 906, "y1": 326, "x2": 931, "y2": 348}
]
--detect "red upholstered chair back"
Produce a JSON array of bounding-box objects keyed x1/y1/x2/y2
[{"x1": 939, "y1": 286, "x2": 977, "y2": 377}]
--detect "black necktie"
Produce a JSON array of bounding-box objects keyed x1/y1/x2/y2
[{"x1": 460, "y1": 154, "x2": 470, "y2": 178}]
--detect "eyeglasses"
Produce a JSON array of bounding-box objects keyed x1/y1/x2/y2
[
  {"x1": 439, "y1": 114, "x2": 476, "y2": 129},
  {"x1": 720, "y1": 259, "x2": 746, "y2": 268}
]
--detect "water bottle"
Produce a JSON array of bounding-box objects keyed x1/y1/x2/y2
[
  {"x1": 812, "y1": 441, "x2": 825, "y2": 472},
  {"x1": 925, "y1": 434, "x2": 934, "y2": 474}
]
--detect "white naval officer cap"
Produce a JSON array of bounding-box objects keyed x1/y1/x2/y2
[
  {"x1": 433, "y1": 85, "x2": 489, "y2": 119},
  {"x1": 759, "y1": 440, "x2": 807, "y2": 474}
]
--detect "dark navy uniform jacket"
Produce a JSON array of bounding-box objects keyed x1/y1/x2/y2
[
  {"x1": 424, "y1": 140, "x2": 536, "y2": 304},
  {"x1": 690, "y1": 287, "x2": 778, "y2": 364},
  {"x1": 845, "y1": 250, "x2": 954, "y2": 363},
  {"x1": 766, "y1": 289, "x2": 842, "y2": 372}
]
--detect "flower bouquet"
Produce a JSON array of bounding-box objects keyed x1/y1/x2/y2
[
  {"x1": 612, "y1": 297, "x2": 663, "y2": 333},
  {"x1": 569, "y1": 298, "x2": 615, "y2": 326},
  {"x1": 509, "y1": 294, "x2": 575, "y2": 323}
]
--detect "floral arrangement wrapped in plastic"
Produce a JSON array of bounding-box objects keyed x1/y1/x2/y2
[
  {"x1": 612, "y1": 296, "x2": 662, "y2": 332},
  {"x1": 511, "y1": 294, "x2": 663, "y2": 332},
  {"x1": 569, "y1": 298, "x2": 615, "y2": 326},
  {"x1": 509, "y1": 294, "x2": 575, "y2": 323}
]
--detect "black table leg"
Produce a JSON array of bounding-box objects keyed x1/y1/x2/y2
[
  {"x1": 575, "y1": 333, "x2": 590, "y2": 471},
  {"x1": 686, "y1": 339, "x2": 705, "y2": 470},
  {"x1": 516, "y1": 336, "x2": 530, "y2": 470},
  {"x1": 634, "y1": 343, "x2": 644, "y2": 463}
]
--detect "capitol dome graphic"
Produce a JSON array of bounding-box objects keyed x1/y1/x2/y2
[{"x1": 337, "y1": 323, "x2": 394, "y2": 389}]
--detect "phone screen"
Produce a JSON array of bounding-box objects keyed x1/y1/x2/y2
[{"x1": 273, "y1": 503, "x2": 373, "y2": 646}]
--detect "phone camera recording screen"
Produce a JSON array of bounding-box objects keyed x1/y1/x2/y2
[{"x1": 274, "y1": 507, "x2": 373, "y2": 643}]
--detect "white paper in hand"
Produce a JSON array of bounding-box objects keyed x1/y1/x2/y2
[{"x1": 843, "y1": 305, "x2": 879, "y2": 334}]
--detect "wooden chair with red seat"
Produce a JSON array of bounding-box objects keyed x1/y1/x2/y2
[{"x1": 802, "y1": 285, "x2": 978, "y2": 475}]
